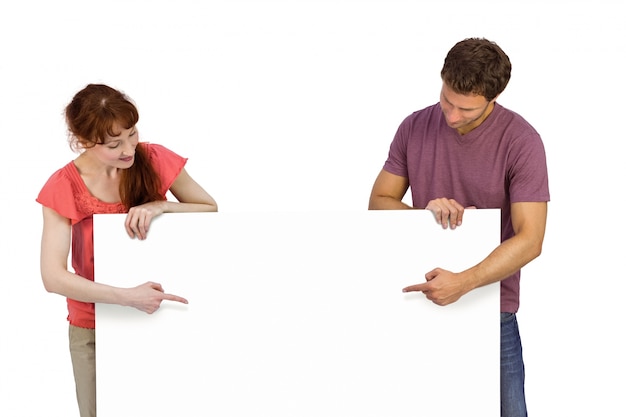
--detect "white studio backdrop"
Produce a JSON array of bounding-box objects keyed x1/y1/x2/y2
[
  {"x1": 1, "y1": 1, "x2": 624, "y2": 416},
  {"x1": 94, "y1": 210, "x2": 500, "y2": 417}
]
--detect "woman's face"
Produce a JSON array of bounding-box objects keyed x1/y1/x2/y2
[{"x1": 86, "y1": 123, "x2": 139, "y2": 169}]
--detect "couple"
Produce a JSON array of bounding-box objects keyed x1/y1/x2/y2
[{"x1": 37, "y1": 38, "x2": 549, "y2": 417}]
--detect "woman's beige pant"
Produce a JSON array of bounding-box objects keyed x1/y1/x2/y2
[{"x1": 69, "y1": 325, "x2": 96, "y2": 417}]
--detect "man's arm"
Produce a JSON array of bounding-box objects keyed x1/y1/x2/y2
[
  {"x1": 369, "y1": 169, "x2": 469, "y2": 228},
  {"x1": 403, "y1": 201, "x2": 548, "y2": 305},
  {"x1": 368, "y1": 169, "x2": 412, "y2": 210}
]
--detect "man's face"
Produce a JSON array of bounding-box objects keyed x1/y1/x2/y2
[{"x1": 439, "y1": 82, "x2": 495, "y2": 135}]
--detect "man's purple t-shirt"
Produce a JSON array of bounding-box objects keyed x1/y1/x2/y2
[{"x1": 383, "y1": 102, "x2": 550, "y2": 312}]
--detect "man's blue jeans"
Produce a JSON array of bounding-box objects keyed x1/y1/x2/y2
[{"x1": 501, "y1": 312, "x2": 527, "y2": 417}]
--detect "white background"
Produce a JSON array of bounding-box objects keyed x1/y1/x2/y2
[{"x1": 0, "y1": 0, "x2": 624, "y2": 416}]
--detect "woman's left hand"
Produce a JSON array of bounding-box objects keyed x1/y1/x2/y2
[{"x1": 125, "y1": 201, "x2": 165, "y2": 240}]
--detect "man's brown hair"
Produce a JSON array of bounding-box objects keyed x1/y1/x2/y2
[{"x1": 441, "y1": 38, "x2": 511, "y2": 102}]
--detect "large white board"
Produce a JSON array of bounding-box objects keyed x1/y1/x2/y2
[{"x1": 94, "y1": 210, "x2": 500, "y2": 416}]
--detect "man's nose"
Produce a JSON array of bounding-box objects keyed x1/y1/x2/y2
[{"x1": 446, "y1": 109, "x2": 462, "y2": 124}]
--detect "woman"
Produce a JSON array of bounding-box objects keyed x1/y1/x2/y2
[{"x1": 37, "y1": 83, "x2": 218, "y2": 417}]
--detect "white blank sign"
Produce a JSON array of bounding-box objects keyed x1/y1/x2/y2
[{"x1": 94, "y1": 210, "x2": 500, "y2": 416}]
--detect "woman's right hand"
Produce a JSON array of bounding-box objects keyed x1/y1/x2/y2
[{"x1": 125, "y1": 281, "x2": 188, "y2": 314}]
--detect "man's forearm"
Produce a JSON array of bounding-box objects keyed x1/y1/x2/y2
[{"x1": 462, "y1": 234, "x2": 543, "y2": 291}]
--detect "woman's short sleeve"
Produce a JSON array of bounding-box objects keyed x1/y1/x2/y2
[
  {"x1": 36, "y1": 165, "x2": 84, "y2": 223},
  {"x1": 143, "y1": 143, "x2": 188, "y2": 194}
]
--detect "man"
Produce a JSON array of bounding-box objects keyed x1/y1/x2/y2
[{"x1": 369, "y1": 37, "x2": 549, "y2": 417}]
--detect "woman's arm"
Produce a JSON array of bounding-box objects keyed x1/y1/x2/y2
[
  {"x1": 165, "y1": 167, "x2": 218, "y2": 212},
  {"x1": 40, "y1": 206, "x2": 187, "y2": 312},
  {"x1": 124, "y1": 168, "x2": 217, "y2": 239}
]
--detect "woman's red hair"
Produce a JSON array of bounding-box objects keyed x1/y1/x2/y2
[{"x1": 65, "y1": 84, "x2": 164, "y2": 209}]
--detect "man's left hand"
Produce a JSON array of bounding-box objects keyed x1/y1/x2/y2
[{"x1": 402, "y1": 267, "x2": 468, "y2": 306}]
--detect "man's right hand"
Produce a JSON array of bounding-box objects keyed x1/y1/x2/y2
[{"x1": 425, "y1": 198, "x2": 475, "y2": 229}]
